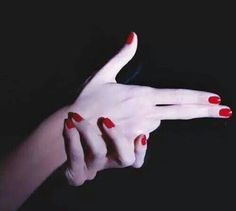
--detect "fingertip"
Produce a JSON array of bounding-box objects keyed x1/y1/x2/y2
[
  {"x1": 134, "y1": 134, "x2": 147, "y2": 148},
  {"x1": 123, "y1": 31, "x2": 138, "y2": 56},
  {"x1": 101, "y1": 117, "x2": 115, "y2": 129},
  {"x1": 141, "y1": 135, "x2": 147, "y2": 146},
  {"x1": 208, "y1": 95, "x2": 221, "y2": 104},
  {"x1": 63, "y1": 118, "x2": 76, "y2": 144},
  {"x1": 68, "y1": 112, "x2": 84, "y2": 122},
  {"x1": 126, "y1": 32, "x2": 134, "y2": 44},
  {"x1": 126, "y1": 31, "x2": 138, "y2": 45},
  {"x1": 219, "y1": 107, "x2": 233, "y2": 118},
  {"x1": 65, "y1": 118, "x2": 75, "y2": 129}
]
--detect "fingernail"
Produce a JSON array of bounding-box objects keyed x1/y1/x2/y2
[
  {"x1": 102, "y1": 117, "x2": 115, "y2": 128},
  {"x1": 208, "y1": 96, "x2": 221, "y2": 104},
  {"x1": 219, "y1": 108, "x2": 232, "y2": 117},
  {"x1": 141, "y1": 135, "x2": 147, "y2": 145},
  {"x1": 68, "y1": 112, "x2": 83, "y2": 122},
  {"x1": 126, "y1": 32, "x2": 134, "y2": 44},
  {"x1": 65, "y1": 118, "x2": 75, "y2": 129}
]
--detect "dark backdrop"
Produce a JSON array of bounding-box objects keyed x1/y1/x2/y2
[{"x1": 0, "y1": 4, "x2": 235, "y2": 211}]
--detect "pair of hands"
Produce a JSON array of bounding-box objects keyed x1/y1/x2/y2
[{"x1": 63, "y1": 32, "x2": 232, "y2": 186}]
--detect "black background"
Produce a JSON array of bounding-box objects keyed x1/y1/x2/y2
[{"x1": 0, "y1": 3, "x2": 235, "y2": 211}]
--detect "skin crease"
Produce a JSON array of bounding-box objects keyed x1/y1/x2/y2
[{"x1": 0, "y1": 32, "x2": 232, "y2": 211}]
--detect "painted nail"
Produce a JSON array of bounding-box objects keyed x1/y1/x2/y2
[
  {"x1": 141, "y1": 135, "x2": 147, "y2": 145},
  {"x1": 219, "y1": 108, "x2": 232, "y2": 117},
  {"x1": 126, "y1": 32, "x2": 134, "y2": 44},
  {"x1": 68, "y1": 112, "x2": 83, "y2": 122},
  {"x1": 208, "y1": 96, "x2": 221, "y2": 104},
  {"x1": 102, "y1": 117, "x2": 115, "y2": 128},
  {"x1": 65, "y1": 118, "x2": 75, "y2": 129}
]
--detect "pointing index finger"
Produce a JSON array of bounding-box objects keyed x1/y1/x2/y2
[{"x1": 149, "y1": 88, "x2": 221, "y2": 105}]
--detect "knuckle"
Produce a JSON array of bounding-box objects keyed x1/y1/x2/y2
[
  {"x1": 175, "y1": 88, "x2": 184, "y2": 94},
  {"x1": 65, "y1": 169, "x2": 86, "y2": 186},
  {"x1": 207, "y1": 106, "x2": 213, "y2": 117},
  {"x1": 132, "y1": 162, "x2": 143, "y2": 169},
  {"x1": 132, "y1": 86, "x2": 153, "y2": 97},
  {"x1": 70, "y1": 151, "x2": 83, "y2": 162},
  {"x1": 93, "y1": 147, "x2": 107, "y2": 159},
  {"x1": 175, "y1": 89, "x2": 185, "y2": 102},
  {"x1": 65, "y1": 168, "x2": 74, "y2": 181},
  {"x1": 66, "y1": 132, "x2": 77, "y2": 141},
  {"x1": 120, "y1": 154, "x2": 136, "y2": 167},
  {"x1": 73, "y1": 179, "x2": 86, "y2": 186},
  {"x1": 87, "y1": 171, "x2": 97, "y2": 181}
]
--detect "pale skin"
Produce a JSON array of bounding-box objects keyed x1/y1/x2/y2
[
  {"x1": 0, "y1": 32, "x2": 232, "y2": 210},
  {"x1": 63, "y1": 115, "x2": 147, "y2": 186}
]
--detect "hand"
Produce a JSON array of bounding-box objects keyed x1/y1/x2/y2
[
  {"x1": 70, "y1": 32, "x2": 232, "y2": 141},
  {"x1": 63, "y1": 113, "x2": 147, "y2": 186}
]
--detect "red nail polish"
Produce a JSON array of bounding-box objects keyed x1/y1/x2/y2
[
  {"x1": 141, "y1": 135, "x2": 147, "y2": 145},
  {"x1": 68, "y1": 112, "x2": 83, "y2": 122},
  {"x1": 208, "y1": 96, "x2": 221, "y2": 104},
  {"x1": 102, "y1": 117, "x2": 115, "y2": 128},
  {"x1": 126, "y1": 32, "x2": 134, "y2": 44},
  {"x1": 65, "y1": 118, "x2": 75, "y2": 129},
  {"x1": 219, "y1": 108, "x2": 232, "y2": 117}
]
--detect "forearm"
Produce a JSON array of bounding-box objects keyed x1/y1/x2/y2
[{"x1": 0, "y1": 106, "x2": 70, "y2": 210}]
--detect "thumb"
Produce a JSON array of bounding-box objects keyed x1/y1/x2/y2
[{"x1": 93, "y1": 32, "x2": 138, "y2": 83}]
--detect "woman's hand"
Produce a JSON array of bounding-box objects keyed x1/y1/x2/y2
[
  {"x1": 63, "y1": 113, "x2": 147, "y2": 186},
  {"x1": 70, "y1": 32, "x2": 232, "y2": 141}
]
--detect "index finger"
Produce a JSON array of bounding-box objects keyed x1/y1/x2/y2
[{"x1": 134, "y1": 86, "x2": 221, "y2": 105}]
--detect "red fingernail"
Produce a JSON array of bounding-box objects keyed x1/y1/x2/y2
[
  {"x1": 219, "y1": 108, "x2": 232, "y2": 117},
  {"x1": 68, "y1": 112, "x2": 83, "y2": 122},
  {"x1": 65, "y1": 118, "x2": 75, "y2": 129},
  {"x1": 208, "y1": 96, "x2": 221, "y2": 104},
  {"x1": 141, "y1": 135, "x2": 147, "y2": 145},
  {"x1": 126, "y1": 32, "x2": 134, "y2": 44},
  {"x1": 102, "y1": 117, "x2": 115, "y2": 128}
]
